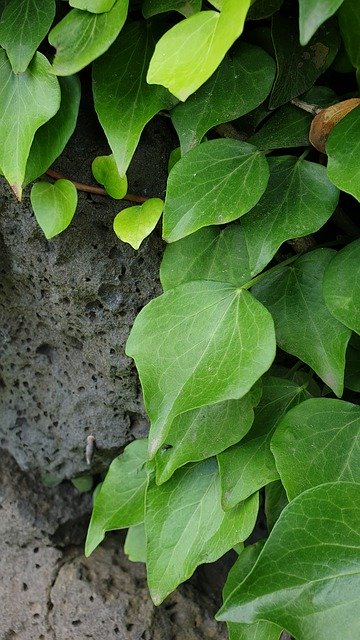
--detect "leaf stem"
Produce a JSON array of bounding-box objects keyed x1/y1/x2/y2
[
  {"x1": 45, "y1": 169, "x2": 148, "y2": 203},
  {"x1": 242, "y1": 254, "x2": 299, "y2": 290},
  {"x1": 290, "y1": 98, "x2": 322, "y2": 115}
]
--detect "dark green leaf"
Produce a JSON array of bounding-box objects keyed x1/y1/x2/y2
[
  {"x1": 253, "y1": 249, "x2": 351, "y2": 395},
  {"x1": 299, "y1": 0, "x2": 345, "y2": 45},
  {"x1": 247, "y1": 0, "x2": 283, "y2": 20},
  {"x1": 248, "y1": 104, "x2": 312, "y2": 150},
  {"x1": 323, "y1": 238, "x2": 360, "y2": 334},
  {"x1": 326, "y1": 105, "x2": 360, "y2": 202},
  {"x1": 146, "y1": 458, "x2": 259, "y2": 604},
  {"x1": 265, "y1": 480, "x2": 288, "y2": 532},
  {"x1": 345, "y1": 343, "x2": 360, "y2": 392},
  {"x1": 163, "y1": 139, "x2": 269, "y2": 242},
  {"x1": 142, "y1": 0, "x2": 201, "y2": 18},
  {"x1": 70, "y1": 0, "x2": 117, "y2": 11},
  {"x1": 30, "y1": 179, "x2": 78, "y2": 239},
  {"x1": 339, "y1": 0, "x2": 360, "y2": 71}
]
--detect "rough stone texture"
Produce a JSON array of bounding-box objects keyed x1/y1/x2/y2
[
  {"x1": 0, "y1": 450, "x2": 228, "y2": 640},
  {"x1": 0, "y1": 106, "x2": 174, "y2": 480}
]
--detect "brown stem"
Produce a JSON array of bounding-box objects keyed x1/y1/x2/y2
[
  {"x1": 45, "y1": 168, "x2": 148, "y2": 203},
  {"x1": 290, "y1": 98, "x2": 322, "y2": 115}
]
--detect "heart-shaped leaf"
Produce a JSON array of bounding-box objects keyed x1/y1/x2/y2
[
  {"x1": 146, "y1": 458, "x2": 259, "y2": 604},
  {"x1": 217, "y1": 482, "x2": 360, "y2": 640},
  {"x1": 323, "y1": 238, "x2": 360, "y2": 335},
  {"x1": 126, "y1": 281, "x2": 276, "y2": 457},
  {"x1": 163, "y1": 139, "x2": 269, "y2": 242},
  {"x1": 92, "y1": 155, "x2": 127, "y2": 199},
  {"x1": 69, "y1": 0, "x2": 116, "y2": 12},
  {"x1": 298, "y1": 0, "x2": 345, "y2": 45},
  {"x1": 113, "y1": 198, "x2": 164, "y2": 250},
  {"x1": 326, "y1": 105, "x2": 360, "y2": 202},
  {"x1": 142, "y1": 0, "x2": 201, "y2": 17},
  {"x1": 30, "y1": 179, "x2": 78, "y2": 239}
]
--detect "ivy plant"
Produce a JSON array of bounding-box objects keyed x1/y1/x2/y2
[{"x1": 1, "y1": 0, "x2": 360, "y2": 638}]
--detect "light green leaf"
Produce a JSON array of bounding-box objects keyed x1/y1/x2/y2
[
  {"x1": 147, "y1": 0, "x2": 252, "y2": 101},
  {"x1": 0, "y1": 50, "x2": 60, "y2": 200},
  {"x1": 326, "y1": 105, "x2": 360, "y2": 202},
  {"x1": 124, "y1": 523, "x2": 147, "y2": 563},
  {"x1": 49, "y1": 0, "x2": 128, "y2": 75},
  {"x1": 160, "y1": 225, "x2": 252, "y2": 291},
  {"x1": 146, "y1": 458, "x2": 259, "y2": 604},
  {"x1": 142, "y1": 0, "x2": 201, "y2": 18},
  {"x1": 126, "y1": 281, "x2": 276, "y2": 457},
  {"x1": 241, "y1": 156, "x2": 339, "y2": 276},
  {"x1": 155, "y1": 393, "x2": 256, "y2": 485},
  {"x1": 69, "y1": 0, "x2": 117, "y2": 12},
  {"x1": 323, "y1": 239, "x2": 360, "y2": 335},
  {"x1": 217, "y1": 376, "x2": 312, "y2": 508},
  {"x1": 265, "y1": 480, "x2": 288, "y2": 532},
  {"x1": 299, "y1": 0, "x2": 345, "y2": 45},
  {"x1": 113, "y1": 198, "x2": 164, "y2": 250},
  {"x1": 270, "y1": 14, "x2": 339, "y2": 109},
  {"x1": 93, "y1": 21, "x2": 177, "y2": 176},
  {"x1": 253, "y1": 249, "x2": 351, "y2": 395},
  {"x1": 271, "y1": 398, "x2": 360, "y2": 500},
  {"x1": 171, "y1": 43, "x2": 275, "y2": 153},
  {"x1": 217, "y1": 482, "x2": 360, "y2": 640},
  {"x1": 223, "y1": 542, "x2": 282, "y2": 640},
  {"x1": 339, "y1": 0, "x2": 360, "y2": 71},
  {"x1": 163, "y1": 139, "x2": 269, "y2": 242},
  {"x1": 85, "y1": 439, "x2": 148, "y2": 556},
  {"x1": 30, "y1": 179, "x2": 78, "y2": 239},
  {"x1": 0, "y1": 0, "x2": 55, "y2": 73},
  {"x1": 92, "y1": 155, "x2": 127, "y2": 199},
  {"x1": 24, "y1": 75, "x2": 81, "y2": 185}
]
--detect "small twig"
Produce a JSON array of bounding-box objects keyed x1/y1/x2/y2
[
  {"x1": 291, "y1": 98, "x2": 322, "y2": 115},
  {"x1": 45, "y1": 168, "x2": 148, "y2": 203},
  {"x1": 215, "y1": 123, "x2": 248, "y2": 141}
]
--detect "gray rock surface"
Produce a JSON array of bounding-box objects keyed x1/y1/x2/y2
[{"x1": 0, "y1": 111, "x2": 173, "y2": 480}]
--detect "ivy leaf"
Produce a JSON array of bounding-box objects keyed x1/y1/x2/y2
[
  {"x1": 146, "y1": 458, "x2": 259, "y2": 604},
  {"x1": 147, "y1": 0, "x2": 252, "y2": 101},
  {"x1": 269, "y1": 14, "x2": 339, "y2": 109},
  {"x1": 223, "y1": 542, "x2": 282, "y2": 640},
  {"x1": 49, "y1": 0, "x2": 128, "y2": 75},
  {"x1": 217, "y1": 376, "x2": 311, "y2": 508},
  {"x1": 163, "y1": 139, "x2": 269, "y2": 242},
  {"x1": 298, "y1": 0, "x2": 345, "y2": 45},
  {"x1": 323, "y1": 238, "x2": 360, "y2": 335},
  {"x1": 113, "y1": 198, "x2": 164, "y2": 250},
  {"x1": 217, "y1": 482, "x2": 360, "y2": 640},
  {"x1": 326, "y1": 105, "x2": 360, "y2": 202},
  {"x1": 0, "y1": 51, "x2": 60, "y2": 200},
  {"x1": 339, "y1": 0, "x2": 360, "y2": 72},
  {"x1": 253, "y1": 249, "x2": 351, "y2": 395},
  {"x1": 241, "y1": 156, "x2": 339, "y2": 276},
  {"x1": 155, "y1": 392, "x2": 256, "y2": 485},
  {"x1": 124, "y1": 524, "x2": 147, "y2": 563},
  {"x1": 0, "y1": 0, "x2": 55, "y2": 73},
  {"x1": 85, "y1": 439, "x2": 148, "y2": 556},
  {"x1": 126, "y1": 281, "x2": 276, "y2": 457},
  {"x1": 171, "y1": 43, "x2": 275, "y2": 153},
  {"x1": 24, "y1": 75, "x2": 81, "y2": 185},
  {"x1": 247, "y1": 0, "x2": 283, "y2": 20},
  {"x1": 160, "y1": 225, "x2": 252, "y2": 291},
  {"x1": 69, "y1": 0, "x2": 117, "y2": 12},
  {"x1": 30, "y1": 179, "x2": 78, "y2": 239},
  {"x1": 265, "y1": 480, "x2": 288, "y2": 532},
  {"x1": 92, "y1": 155, "x2": 128, "y2": 199},
  {"x1": 271, "y1": 398, "x2": 360, "y2": 500},
  {"x1": 142, "y1": 0, "x2": 201, "y2": 18},
  {"x1": 93, "y1": 21, "x2": 177, "y2": 176}
]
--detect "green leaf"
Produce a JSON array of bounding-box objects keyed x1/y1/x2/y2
[
  {"x1": 85, "y1": 439, "x2": 148, "y2": 556},
  {"x1": 247, "y1": 0, "x2": 283, "y2": 20},
  {"x1": 217, "y1": 376, "x2": 311, "y2": 508},
  {"x1": 24, "y1": 75, "x2": 81, "y2": 185},
  {"x1": 326, "y1": 105, "x2": 360, "y2": 202},
  {"x1": 160, "y1": 225, "x2": 252, "y2": 290},
  {"x1": 147, "y1": 0, "x2": 252, "y2": 101},
  {"x1": 299, "y1": 0, "x2": 345, "y2": 45},
  {"x1": 146, "y1": 458, "x2": 259, "y2": 604},
  {"x1": 171, "y1": 43, "x2": 275, "y2": 153},
  {"x1": 217, "y1": 482, "x2": 360, "y2": 640},
  {"x1": 69, "y1": 0, "x2": 117, "y2": 12},
  {"x1": 323, "y1": 238, "x2": 360, "y2": 335},
  {"x1": 270, "y1": 14, "x2": 339, "y2": 109},
  {"x1": 93, "y1": 21, "x2": 177, "y2": 176},
  {"x1": 345, "y1": 343, "x2": 360, "y2": 392},
  {"x1": 155, "y1": 392, "x2": 256, "y2": 485},
  {"x1": 49, "y1": 0, "x2": 128, "y2": 75},
  {"x1": 92, "y1": 155, "x2": 128, "y2": 199},
  {"x1": 124, "y1": 523, "x2": 147, "y2": 563},
  {"x1": 0, "y1": 51, "x2": 60, "y2": 200},
  {"x1": 223, "y1": 542, "x2": 282, "y2": 640},
  {"x1": 271, "y1": 398, "x2": 360, "y2": 500},
  {"x1": 265, "y1": 480, "x2": 288, "y2": 532},
  {"x1": 241, "y1": 156, "x2": 339, "y2": 276},
  {"x1": 163, "y1": 139, "x2": 269, "y2": 242},
  {"x1": 113, "y1": 198, "x2": 164, "y2": 250},
  {"x1": 142, "y1": 0, "x2": 202, "y2": 18},
  {"x1": 0, "y1": 0, "x2": 55, "y2": 73},
  {"x1": 253, "y1": 249, "x2": 351, "y2": 395},
  {"x1": 30, "y1": 179, "x2": 78, "y2": 239},
  {"x1": 126, "y1": 281, "x2": 276, "y2": 457},
  {"x1": 339, "y1": 0, "x2": 360, "y2": 71},
  {"x1": 71, "y1": 475, "x2": 93, "y2": 492}
]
